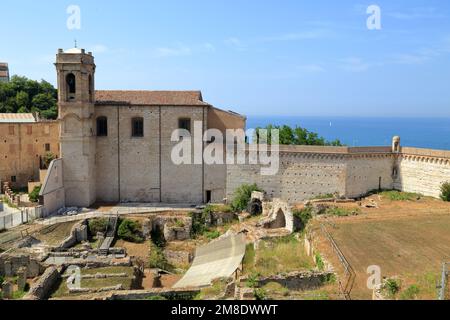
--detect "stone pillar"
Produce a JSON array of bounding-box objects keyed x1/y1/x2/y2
[
  {"x1": 152, "y1": 272, "x2": 162, "y2": 288},
  {"x1": 17, "y1": 267, "x2": 27, "y2": 291},
  {"x1": 4, "y1": 260, "x2": 12, "y2": 277},
  {"x1": 2, "y1": 281, "x2": 13, "y2": 299}
]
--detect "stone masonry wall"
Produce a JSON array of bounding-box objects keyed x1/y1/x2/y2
[
  {"x1": 226, "y1": 147, "x2": 396, "y2": 203},
  {"x1": 394, "y1": 147, "x2": 450, "y2": 198}
]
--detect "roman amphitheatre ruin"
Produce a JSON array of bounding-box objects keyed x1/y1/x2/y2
[{"x1": 1, "y1": 48, "x2": 450, "y2": 300}]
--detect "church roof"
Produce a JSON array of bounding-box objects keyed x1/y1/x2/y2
[
  {"x1": 0, "y1": 113, "x2": 36, "y2": 123},
  {"x1": 95, "y1": 90, "x2": 209, "y2": 106}
]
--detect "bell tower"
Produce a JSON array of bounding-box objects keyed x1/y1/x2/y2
[{"x1": 55, "y1": 48, "x2": 96, "y2": 207}]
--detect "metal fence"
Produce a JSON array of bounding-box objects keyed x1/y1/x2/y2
[{"x1": 320, "y1": 223, "x2": 356, "y2": 300}]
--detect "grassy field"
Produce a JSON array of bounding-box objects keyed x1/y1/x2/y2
[
  {"x1": 314, "y1": 194, "x2": 450, "y2": 300},
  {"x1": 243, "y1": 235, "x2": 314, "y2": 277}
]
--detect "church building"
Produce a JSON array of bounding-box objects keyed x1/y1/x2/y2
[{"x1": 55, "y1": 48, "x2": 246, "y2": 207}]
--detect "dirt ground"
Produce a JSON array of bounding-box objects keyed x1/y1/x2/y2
[
  {"x1": 141, "y1": 269, "x2": 181, "y2": 289},
  {"x1": 312, "y1": 194, "x2": 450, "y2": 300},
  {"x1": 33, "y1": 222, "x2": 77, "y2": 246}
]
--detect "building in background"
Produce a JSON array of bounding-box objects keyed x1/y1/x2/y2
[
  {"x1": 0, "y1": 63, "x2": 9, "y2": 82},
  {"x1": 55, "y1": 47, "x2": 246, "y2": 207},
  {"x1": 0, "y1": 113, "x2": 59, "y2": 190}
]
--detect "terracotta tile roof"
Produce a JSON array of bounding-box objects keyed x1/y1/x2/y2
[
  {"x1": 95, "y1": 90, "x2": 209, "y2": 106},
  {"x1": 0, "y1": 113, "x2": 36, "y2": 123}
]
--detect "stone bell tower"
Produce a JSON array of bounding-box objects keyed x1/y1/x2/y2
[{"x1": 55, "y1": 48, "x2": 96, "y2": 207}]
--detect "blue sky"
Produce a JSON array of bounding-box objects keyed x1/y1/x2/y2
[{"x1": 1, "y1": 0, "x2": 450, "y2": 117}]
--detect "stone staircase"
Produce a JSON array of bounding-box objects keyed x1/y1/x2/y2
[{"x1": 99, "y1": 216, "x2": 118, "y2": 255}]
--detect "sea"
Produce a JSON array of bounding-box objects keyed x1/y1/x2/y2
[{"x1": 246, "y1": 116, "x2": 450, "y2": 151}]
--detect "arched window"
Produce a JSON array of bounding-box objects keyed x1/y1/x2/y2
[
  {"x1": 66, "y1": 73, "x2": 76, "y2": 101},
  {"x1": 132, "y1": 117, "x2": 144, "y2": 137},
  {"x1": 97, "y1": 117, "x2": 108, "y2": 137}
]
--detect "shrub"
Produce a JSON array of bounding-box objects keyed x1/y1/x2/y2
[
  {"x1": 149, "y1": 241, "x2": 170, "y2": 270},
  {"x1": 43, "y1": 152, "x2": 56, "y2": 169},
  {"x1": 293, "y1": 206, "x2": 313, "y2": 230},
  {"x1": 231, "y1": 184, "x2": 262, "y2": 212},
  {"x1": 253, "y1": 288, "x2": 267, "y2": 300},
  {"x1": 88, "y1": 218, "x2": 109, "y2": 235},
  {"x1": 246, "y1": 272, "x2": 260, "y2": 288},
  {"x1": 28, "y1": 186, "x2": 41, "y2": 203},
  {"x1": 440, "y1": 182, "x2": 450, "y2": 202},
  {"x1": 117, "y1": 219, "x2": 144, "y2": 243},
  {"x1": 189, "y1": 212, "x2": 208, "y2": 238},
  {"x1": 204, "y1": 230, "x2": 221, "y2": 240},
  {"x1": 0, "y1": 275, "x2": 4, "y2": 285},
  {"x1": 383, "y1": 278, "x2": 401, "y2": 297},
  {"x1": 151, "y1": 226, "x2": 166, "y2": 247},
  {"x1": 400, "y1": 285, "x2": 420, "y2": 300},
  {"x1": 315, "y1": 252, "x2": 325, "y2": 271}
]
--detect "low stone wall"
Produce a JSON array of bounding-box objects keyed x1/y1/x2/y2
[
  {"x1": 143, "y1": 216, "x2": 192, "y2": 242},
  {"x1": 105, "y1": 288, "x2": 201, "y2": 300},
  {"x1": 43, "y1": 255, "x2": 131, "y2": 268},
  {"x1": 55, "y1": 220, "x2": 88, "y2": 250},
  {"x1": 164, "y1": 250, "x2": 193, "y2": 266},
  {"x1": 24, "y1": 266, "x2": 60, "y2": 300},
  {"x1": 256, "y1": 271, "x2": 335, "y2": 291},
  {"x1": 0, "y1": 254, "x2": 43, "y2": 278}
]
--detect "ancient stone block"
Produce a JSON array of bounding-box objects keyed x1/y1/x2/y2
[
  {"x1": 2, "y1": 281, "x2": 13, "y2": 299},
  {"x1": 17, "y1": 267, "x2": 27, "y2": 291}
]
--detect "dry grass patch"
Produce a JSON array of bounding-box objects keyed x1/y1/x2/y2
[
  {"x1": 34, "y1": 222, "x2": 76, "y2": 246},
  {"x1": 245, "y1": 235, "x2": 313, "y2": 277}
]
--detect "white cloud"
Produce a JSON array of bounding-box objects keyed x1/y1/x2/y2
[
  {"x1": 154, "y1": 45, "x2": 192, "y2": 58},
  {"x1": 391, "y1": 53, "x2": 430, "y2": 65},
  {"x1": 339, "y1": 57, "x2": 371, "y2": 72},
  {"x1": 296, "y1": 64, "x2": 326, "y2": 73},
  {"x1": 388, "y1": 7, "x2": 444, "y2": 20},
  {"x1": 261, "y1": 29, "x2": 329, "y2": 42},
  {"x1": 224, "y1": 37, "x2": 247, "y2": 51},
  {"x1": 90, "y1": 44, "x2": 108, "y2": 54},
  {"x1": 202, "y1": 43, "x2": 216, "y2": 52}
]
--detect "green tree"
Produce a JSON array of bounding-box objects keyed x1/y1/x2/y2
[
  {"x1": 29, "y1": 186, "x2": 41, "y2": 203},
  {"x1": 279, "y1": 125, "x2": 295, "y2": 145},
  {"x1": 15, "y1": 91, "x2": 29, "y2": 110},
  {"x1": 256, "y1": 124, "x2": 344, "y2": 147},
  {"x1": 0, "y1": 75, "x2": 58, "y2": 119},
  {"x1": 117, "y1": 219, "x2": 144, "y2": 243},
  {"x1": 231, "y1": 183, "x2": 262, "y2": 212}
]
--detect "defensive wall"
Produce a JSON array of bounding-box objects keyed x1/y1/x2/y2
[{"x1": 226, "y1": 143, "x2": 450, "y2": 203}]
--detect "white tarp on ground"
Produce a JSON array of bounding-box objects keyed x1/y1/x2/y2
[{"x1": 173, "y1": 233, "x2": 247, "y2": 289}]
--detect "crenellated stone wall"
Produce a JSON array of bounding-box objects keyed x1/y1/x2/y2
[{"x1": 394, "y1": 147, "x2": 450, "y2": 198}]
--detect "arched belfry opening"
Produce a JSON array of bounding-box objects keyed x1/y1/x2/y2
[
  {"x1": 66, "y1": 73, "x2": 76, "y2": 101},
  {"x1": 89, "y1": 74, "x2": 94, "y2": 102}
]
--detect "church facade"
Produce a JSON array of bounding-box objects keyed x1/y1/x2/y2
[{"x1": 55, "y1": 48, "x2": 246, "y2": 207}]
